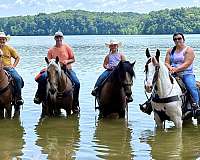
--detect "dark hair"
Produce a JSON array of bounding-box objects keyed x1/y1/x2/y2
[{"x1": 173, "y1": 32, "x2": 185, "y2": 41}]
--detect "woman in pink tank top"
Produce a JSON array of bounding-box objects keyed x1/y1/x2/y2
[
  {"x1": 165, "y1": 32, "x2": 200, "y2": 119},
  {"x1": 91, "y1": 40, "x2": 126, "y2": 97}
]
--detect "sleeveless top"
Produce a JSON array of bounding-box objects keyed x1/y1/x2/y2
[
  {"x1": 107, "y1": 52, "x2": 122, "y2": 68},
  {"x1": 170, "y1": 46, "x2": 194, "y2": 75}
]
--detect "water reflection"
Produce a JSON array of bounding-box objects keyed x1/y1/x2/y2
[
  {"x1": 0, "y1": 119, "x2": 25, "y2": 159},
  {"x1": 35, "y1": 115, "x2": 80, "y2": 160},
  {"x1": 140, "y1": 124, "x2": 200, "y2": 160},
  {"x1": 93, "y1": 119, "x2": 133, "y2": 160}
]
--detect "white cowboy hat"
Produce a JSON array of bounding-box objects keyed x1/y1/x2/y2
[
  {"x1": 105, "y1": 40, "x2": 122, "y2": 47},
  {"x1": 54, "y1": 31, "x2": 64, "y2": 37},
  {"x1": 0, "y1": 32, "x2": 10, "y2": 41}
]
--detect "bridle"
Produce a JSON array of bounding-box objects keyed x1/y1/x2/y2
[{"x1": 145, "y1": 57, "x2": 160, "y2": 90}]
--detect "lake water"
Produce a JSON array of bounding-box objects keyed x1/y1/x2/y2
[{"x1": 1, "y1": 35, "x2": 200, "y2": 160}]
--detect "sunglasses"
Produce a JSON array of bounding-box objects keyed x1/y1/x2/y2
[
  {"x1": 55, "y1": 36, "x2": 63, "y2": 38},
  {"x1": 173, "y1": 37, "x2": 182, "y2": 41}
]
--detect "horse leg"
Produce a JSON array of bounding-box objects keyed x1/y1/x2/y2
[
  {"x1": 54, "y1": 107, "x2": 61, "y2": 116},
  {"x1": 5, "y1": 104, "x2": 12, "y2": 119},
  {"x1": 42, "y1": 102, "x2": 48, "y2": 117},
  {"x1": 0, "y1": 107, "x2": 4, "y2": 119},
  {"x1": 154, "y1": 112, "x2": 164, "y2": 128},
  {"x1": 13, "y1": 104, "x2": 20, "y2": 118},
  {"x1": 170, "y1": 116, "x2": 182, "y2": 128}
]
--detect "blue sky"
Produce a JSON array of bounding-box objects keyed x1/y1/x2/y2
[{"x1": 0, "y1": 0, "x2": 200, "y2": 17}]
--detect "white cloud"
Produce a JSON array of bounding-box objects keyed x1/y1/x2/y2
[
  {"x1": 0, "y1": 4, "x2": 9, "y2": 9},
  {"x1": 15, "y1": 0, "x2": 25, "y2": 5}
]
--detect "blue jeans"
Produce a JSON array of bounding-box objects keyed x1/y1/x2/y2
[
  {"x1": 4, "y1": 67, "x2": 24, "y2": 97},
  {"x1": 182, "y1": 74, "x2": 200, "y2": 104},
  {"x1": 94, "y1": 70, "x2": 112, "y2": 88},
  {"x1": 67, "y1": 69, "x2": 80, "y2": 105}
]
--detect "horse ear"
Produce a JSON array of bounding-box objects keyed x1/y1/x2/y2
[
  {"x1": 131, "y1": 60, "x2": 136, "y2": 67},
  {"x1": 156, "y1": 49, "x2": 160, "y2": 62},
  {"x1": 45, "y1": 57, "x2": 49, "y2": 64},
  {"x1": 146, "y1": 48, "x2": 151, "y2": 58},
  {"x1": 56, "y1": 56, "x2": 59, "y2": 64}
]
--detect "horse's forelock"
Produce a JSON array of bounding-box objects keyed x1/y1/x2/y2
[
  {"x1": 47, "y1": 59, "x2": 62, "y2": 75},
  {"x1": 119, "y1": 61, "x2": 135, "y2": 78}
]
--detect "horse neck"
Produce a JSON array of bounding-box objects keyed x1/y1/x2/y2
[
  {"x1": 108, "y1": 69, "x2": 122, "y2": 90},
  {"x1": 58, "y1": 71, "x2": 69, "y2": 92},
  {"x1": 156, "y1": 63, "x2": 173, "y2": 97},
  {"x1": 0, "y1": 68, "x2": 8, "y2": 88}
]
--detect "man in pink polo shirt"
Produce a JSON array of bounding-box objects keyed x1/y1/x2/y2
[{"x1": 34, "y1": 31, "x2": 80, "y2": 113}]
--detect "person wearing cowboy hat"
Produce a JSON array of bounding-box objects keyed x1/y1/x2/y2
[
  {"x1": 91, "y1": 40, "x2": 126, "y2": 96},
  {"x1": 0, "y1": 32, "x2": 24, "y2": 105},
  {"x1": 34, "y1": 31, "x2": 80, "y2": 113}
]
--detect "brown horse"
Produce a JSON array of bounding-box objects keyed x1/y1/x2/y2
[
  {"x1": 97, "y1": 61, "x2": 136, "y2": 118},
  {"x1": 42, "y1": 56, "x2": 74, "y2": 117},
  {"x1": 0, "y1": 53, "x2": 21, "y2": 118}
]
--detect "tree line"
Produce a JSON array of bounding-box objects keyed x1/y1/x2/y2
[{"x1": 1, "y1": 7, "x2": 200, "y2": 35}]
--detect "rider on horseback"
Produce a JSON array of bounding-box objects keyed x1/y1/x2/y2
[
  {"x1": 0, "y1": 32, "x2": 24, "y2": 105},
  {"x1": 91, "y1": 40, "x2": 133, "y2": 102},
  {"x1": 140, "y1": 32, "x2": 200, "y2": 120},
  {"x1": 34, "y1": 31, "x2": 80, "y2": 113}
]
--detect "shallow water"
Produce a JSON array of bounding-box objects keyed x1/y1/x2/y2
[{"x1": 1, "y1": 35, "x2": 200, "y2": 159}]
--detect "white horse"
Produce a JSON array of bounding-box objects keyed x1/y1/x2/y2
[{"x1": 144, "y1": 48, "x2": 183, "y2": 128}]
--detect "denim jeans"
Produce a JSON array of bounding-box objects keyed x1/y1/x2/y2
[
  {"x1": 94, "y1": 70, "x2": 112, "y2": 88},
  {"x1": 182, "y1": 74, "x2": 200, "y2": 104},
  {"x1": 67, "y1": 69, "x2": 80, "y2": 105},
  {"x1": 4, "y1": 67, "x2": 24, "y2": 97}
]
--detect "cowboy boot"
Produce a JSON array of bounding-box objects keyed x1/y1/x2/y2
[{"x1": 91, "y1": 87, "x2": 98, "y2": 96}]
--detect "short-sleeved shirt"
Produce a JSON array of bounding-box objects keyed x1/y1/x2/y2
[
  {"x1": 47, "y1": 44, "x2": 74, "y2": 69},
  {"x1": 1, "y1": 45, "x2": 19, "y2": 66}
]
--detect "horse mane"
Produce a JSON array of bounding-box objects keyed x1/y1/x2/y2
[{"x1": 111, "y1": 61, "x2": 135, "y2": 81}]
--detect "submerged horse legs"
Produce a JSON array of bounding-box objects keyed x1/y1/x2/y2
[{"x1": 154, "y1": 112, "x2": 164, "y2": 128}]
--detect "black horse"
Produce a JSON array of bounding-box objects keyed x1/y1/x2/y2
[{"x1": 96, "y1": 61, "x2": 136, "y2": 118}]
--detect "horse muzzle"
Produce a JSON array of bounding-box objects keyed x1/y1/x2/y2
[{"x1": 145, "y1": 85, "x2": 153, "y2": 93}]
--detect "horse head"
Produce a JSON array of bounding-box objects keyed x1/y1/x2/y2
[
  {"x1": 144, "y1": 48, "x2": 160, "y2": 93},
  {"x1": 116, "y1": 60, "x2": 136, "y2": 100},
  {"x1": 45, "y1": 56, "x2": 62, "y2": 95}
]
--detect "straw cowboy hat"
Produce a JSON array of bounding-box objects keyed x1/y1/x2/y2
[
  {"x1": 105, "y1": 40, "x2": 122, "y2": 47},
  {"x1": 0, "y1": 32, "x2": 10, "y2": 41}
]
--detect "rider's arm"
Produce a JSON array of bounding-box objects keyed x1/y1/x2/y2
[
  {"x1": 103, "y1": 55, "x2": 109, "y2": 69},
  {"x1": 174, "y1": 47, "x2": 195, "y2": 73},
  {"x1": 13, "y1": 56, "x2": 20, "y2": 68},
  {"x1": 9, "y1": 46, "x2": 20, "y2": 68},
  {"x1": 63, "y1": 44, "x2": 75, "y2": 65},
  {"x1": 165, "y1": 48, "x2": 173, "y2": 72},
  {"x1": 121, "y1": 54, "x2": 126, "y2": 61}
]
